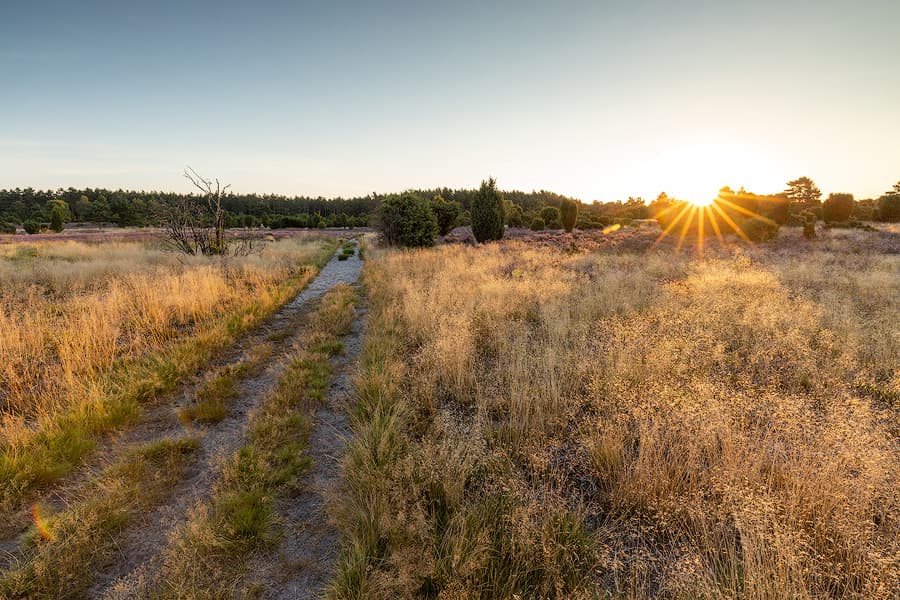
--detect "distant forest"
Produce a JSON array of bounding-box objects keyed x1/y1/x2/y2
[
  {"x1": 0, "y1": 186, "x2": 591, "y2": 229},
  {"x1": 1, "y1": 179, "x2": 895, "y2": 231}
]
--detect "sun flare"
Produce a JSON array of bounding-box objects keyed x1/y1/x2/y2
[{"x1": 687, "y1": 195, "x2": 715, "y2": 207}]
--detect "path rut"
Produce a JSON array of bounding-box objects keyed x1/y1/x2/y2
[{"x1": 248, "y1": 297, "x2": 366, "y2": 599}]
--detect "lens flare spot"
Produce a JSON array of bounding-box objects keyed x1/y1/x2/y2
[
  {"x1": 601, "y1": 224, "x2": 621, "y2": 235},
  {"x1": 31, "y1": 502, "x2": 56, "y2": 541}
]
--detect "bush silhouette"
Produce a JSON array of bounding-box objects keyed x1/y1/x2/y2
[
  {"x1": 742, "y1": 217, "x2": 779, "y2": 242},
  {"x1": 877, "y1": 193, "x2": 900, "y2": 222},
  {"x1": 530, "y1": 217, "x2": 546, "y2": 231},
  {"x1": 559, "y1": 198, "x2": 578, "y2": 232},
  {"x1": 823, "y1": 193, "x2": 854, "y2": 223}
]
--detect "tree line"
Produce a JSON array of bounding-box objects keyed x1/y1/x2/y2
[
  {"x1": 2, "y1": 177, "x2": 898, "y2": 236},
  {"x1": 0, "y1": 187, "x2": 375, "y2": 231}
]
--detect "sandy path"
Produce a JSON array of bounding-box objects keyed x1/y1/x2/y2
[
  {"x1": 78, "y1": 243, "x2": 364, "y2": 598},
  {"x1": 247, "y1": 296, "x2": 366, "y2": 599}
]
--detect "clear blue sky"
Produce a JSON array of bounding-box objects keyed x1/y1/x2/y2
[{"x1": 2, "y1": 0, "x2": 899, "y2": 201}]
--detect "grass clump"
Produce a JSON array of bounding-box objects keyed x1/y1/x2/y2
[
  {"x1": 179, "y1": 344, "x2": 273, "y2": 425},
  {"x1": 338, "y1": 240, "x2": 357, "y2": 261}
]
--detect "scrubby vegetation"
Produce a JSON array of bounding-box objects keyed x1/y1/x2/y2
[{"x1": 331, "y1": 237, "x2": 899, "y2": 599}]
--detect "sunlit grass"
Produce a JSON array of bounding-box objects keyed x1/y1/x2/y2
[
  {"x1": 331, "y1": 240, "x2": 899, "y2": 599},
  {"x1": 0, "y1": 237, "x2": 334, "y2": 511}
]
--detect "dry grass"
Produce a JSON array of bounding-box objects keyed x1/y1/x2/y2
[
  {"x1": 331, "y1": 238, "x2": 899, "y2": 598},
  {"x1": 0, "y1": 239, "x2": 324, "y2": 415},
  {"x1": 0, "y1": 436, "x2": 200, "y2": 598},
  {"x1": 0, "y1": 238, "x2": 334, "y2": 510}
]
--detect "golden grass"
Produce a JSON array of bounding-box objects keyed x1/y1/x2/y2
[
  {"x1": 0, "y1": 238, "x2": 334, "y2": 510},
  {"x1": 0, "y1": 239, "x2": 324, "y2": 416},
  {"x1": 331, "y1": 240, "x2": 899, "y2": 599}
]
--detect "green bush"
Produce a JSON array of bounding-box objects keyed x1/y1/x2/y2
[
  {"x1": 823, "y1": 193, "x2": 854, "y2": 223},
  {"x1": 741, "y1": 217, "x2": 779, "y2": 242},
  {"x1": 877, "y1": 193, "x2": 900, "y2": 222},
  {"x1": 471, "y1": 178, "x2": 505, "y2": 243},
  {"x1": 539, "y1": 206, "x2": 560, "y2": 229},
  {"x1": 0, "y1": 222, "x2": 15, "y2": 234},
  {"x1": 378, "y1": 193, "x2": 438, "y2": 247},
  {"x1": 430, "y1": 196, "x2": 461, "y2": 236},
  {"x1": 23, "y1": 220, "x2": 42, "y2": 235},
  {"x1": 47, "y1": 199, "x2": 70, "y2": 233},
  {"x1": 505, "y1": 202, "x2": 524, "y2": 228},
  {"x1": 559, "y1": 198, "x2": 578, "y2": 233},
  {"x1": 530, "y1": 217, "x2": 546, "y2": 231}
]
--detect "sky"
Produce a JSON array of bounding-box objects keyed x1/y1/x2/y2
[{"x1": 2, "y1": 0, "x2": 899, "y2": 202}]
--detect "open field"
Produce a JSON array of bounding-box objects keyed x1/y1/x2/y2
[
  {"x1": 1, "y1": 224, "x2": 897, "y2": 599},
  {"x1": 333, "y1": 229, "x2": 899, "y2": 598}
]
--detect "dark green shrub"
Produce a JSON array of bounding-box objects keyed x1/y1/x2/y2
[
  {"x1": 877, "y1": 193, "x2": 900, "y2": 222},
  {"x1": 378, "y1": 193, "x2": 438, "y2": 247},
  {"x1": 539, "y1": 206, "x2": 560, "y2": 229},
  {"x1": 50, "y1": 211, "x2": 64, "y2": 233},
  {"x1": 741, "y1": 217, "x2": 779, "y2": 242},
  {"x1": 801, "y1": 211, "x2": 817, "y2": 240},
  {"x1": 471, "y1": 178, "x2": 505, "y2": 243},
  {"x1": 430, "y1": 196, "x2": 461, "y2": 236},
  {"x1": 823, "y1": 193, "x2": 854, "y2": 223},
  {"x1": 0, "y1": 222, "x2": 15, "y2": 234},
  {"x1": 458, "y1": 210, "x2": 472, "y2": 227},
  {"x1": 23, "y1": 220, "x2": 41, "y2": 234},
  {"x1": 530, "y1": 217, "x2": 545, "y2": 231},
  {"x1": 559, "y1": 198, "x2": 578, "y2": 233}
]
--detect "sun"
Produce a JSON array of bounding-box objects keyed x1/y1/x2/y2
[{"x1": 687, "y1": 195, "x2": 715, "y2": 207}]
